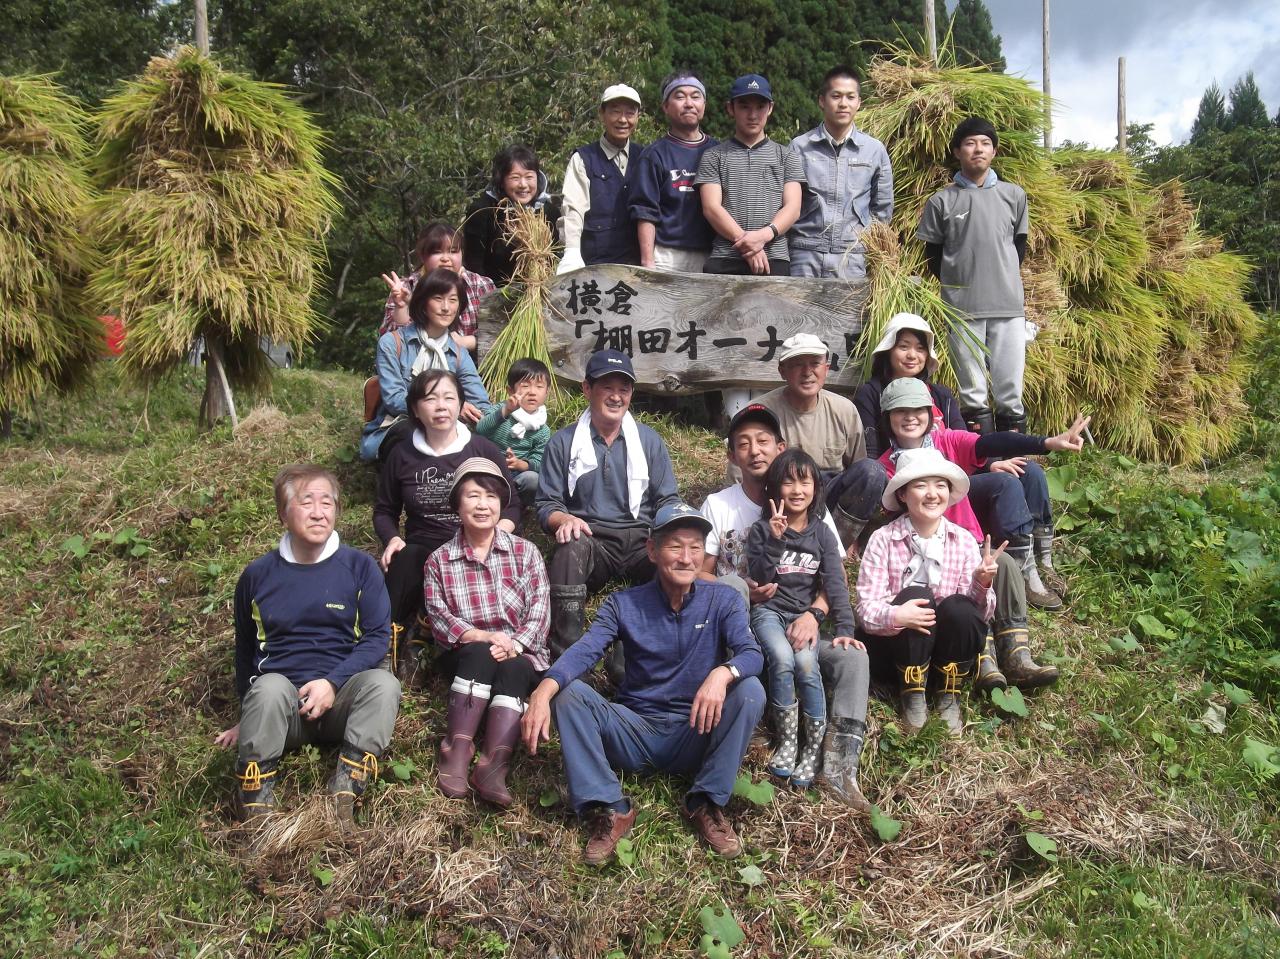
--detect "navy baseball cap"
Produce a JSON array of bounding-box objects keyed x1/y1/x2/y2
[
  {"x1": 584, "y1": 349, "x2": 636, "y2": 382},
  {"x1": 730, "y1": 74, "x2": 773, "y2": 102},
  {"x1": 651, "y1": 501, "x2": 713, "y2": 537},
  {"x1": 726, "y1": 403, "x2": 783, "y2": 441}
]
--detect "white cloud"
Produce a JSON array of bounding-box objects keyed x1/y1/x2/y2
[{"x1": 980, "y1": 0, "x2": 1280, "y2": 147}]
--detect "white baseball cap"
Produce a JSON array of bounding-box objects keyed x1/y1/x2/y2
[
  {"x1": 777, "y1": 333, "x2": 830, "y2": 364},
  {"x1": 601, "y1": 84, "x2": 642, "y2": 107}
]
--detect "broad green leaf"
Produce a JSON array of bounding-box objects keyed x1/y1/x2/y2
[
  {"x1": 698, "y1": 904, "x2": 744, "y2": 958},
  {"x1": 1222, "y1": 683, "x2": 1252, "y2": 706},
  {"x1": 1109, "y1": 633, "x2": 1141, "y2": 654},
  {"x1": 1014, "y1": 801, "x2": 1044, "y2": 821},
  {"x1": 61, "y1": 534, "x2": 89, "y2": 558},
  {"x1": 112, "y1": 526, "x2": 138, "y2": 545},
  {"x1": 732, "y1": 773, "x2": 775, "y2": 805},
  {"x1": 1045, "y1": 466, "x2": 1079, "y2": 503},
  {"x1": 1242, "y1": 738, "x2": 1280, "y2": 779},
  {"x1": 1025, "y1": 831, "x2": 1058, "y2": 863},
  {"x1": 390, "y1": 759, "x2": 416, "y2": 782},
  {"x1": 1131, "y1": 890, "x2": 1157, "y2": 910},
  {"x1": 1133, "y1": 614, "x2": 1173, "y2": 640},
  {"x1": 311, "y1": 865, "x2": 334, "y2": 887},
  {"x1": 129, "y1": 542, "x2": 152, "y2": 557},
  {"x1": 538, "y1": 788, "x2": 560, "y2": 808},
  {"x1": 869, "y1": 804, "x2": 902, "y2": 842},
  {"x1": 990, "y1": 685, "x2": 1028, "y2": 717},
  {"x1": 615, "y1": 837, "x2": 635, "y2": 866},
  {"x1": 736, "y1": 864, "x2": 765, "y2": 887}
]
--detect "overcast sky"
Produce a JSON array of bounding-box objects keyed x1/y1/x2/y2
[{"x1": 975, "y1": 0, "x2": 1280, "y2": 147}]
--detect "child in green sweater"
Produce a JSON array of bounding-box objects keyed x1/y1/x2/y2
[{"x1": 476, "y1": 358, "x2": 552, "y2": 505}]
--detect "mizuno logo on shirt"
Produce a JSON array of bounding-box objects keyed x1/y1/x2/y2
[
  {"x1": 326, "y1": 603, "x2": 347, "y2": 610},
  {"x1": 951, "y1": 211, "x2": 970, "y2": 221}
]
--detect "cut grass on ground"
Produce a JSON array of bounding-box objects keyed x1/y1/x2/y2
[{"x1": 1, "y1": 364, "x2": 1278, "y2": 958}]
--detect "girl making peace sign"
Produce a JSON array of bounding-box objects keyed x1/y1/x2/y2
[{"x1": 746, "y1": 449, "x2": 867, "y2": 802}]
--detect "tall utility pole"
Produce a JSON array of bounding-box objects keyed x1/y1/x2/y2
[
  {"x1": 1117, "y1": 57, "x2": 1128, "y2": 152},
  {"x1": 194, "y1": 0, "x2": 209, "y2": 54},
  {"x1": 924, "y1": 0, "x2": 937, "y2": 63},
  {"x1": 1042, "y1": 0, "x2": 1052, "y2": 149}
]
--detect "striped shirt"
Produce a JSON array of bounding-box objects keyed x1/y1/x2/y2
[{"x1": 695, "y1": 136, "x2": 806, "y2": 261}]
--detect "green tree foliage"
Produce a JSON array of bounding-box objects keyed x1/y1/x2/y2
[
  {"x1": 1141, "y1": 78, "x2": 1280, "y2": 310},
  {"x1": 0, "y1": 0, "x2": 177, "y2": 102},
  {"x1": 88, "y1": 47, "x2": 341, "y2": 427},
  {"x1": 950, "y1": 0, "x2": 1006, "y2": 71},
  {"x1": 1225, "y1": 72, "x2": 1270, "y2": 131},
  {"x1": 211, "y1": 0, "x2": 662, "y2": 368},
  {"x1": 0, "y1": 74, "x2": 103, "y2": 433},
  {"x1": 1190, "y1": 82, "x2": 1227, "y2": 142}
]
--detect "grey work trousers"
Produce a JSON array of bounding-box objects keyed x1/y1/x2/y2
[
  {"x1": 948, "y1": 315, "x2": 1027, "y2": 417},
  {"x1": 817, "y1": 637, "x2": 870, "y2": 723},
  {"x1": 237, "y1": 670, "x2": 402, "y2": 765},
  {"x1": 789, "y1": 247, "x2": 868, "y2": 280}
]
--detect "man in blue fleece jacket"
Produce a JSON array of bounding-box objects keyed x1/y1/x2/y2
[
  {"x1": 522, "y1": 503, "x2": 765, "y2": 864},
  {"x1": 215, "y1": 465, "x2": 401, "y2": 828}
]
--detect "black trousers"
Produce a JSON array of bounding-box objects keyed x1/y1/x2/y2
[
  {"x1": 703, "y1": 256, "x2": 792, "y2": 277},
  {"x1": 859, "y1": 585, "x2": 987, "y2": 683},
  {"x1": 438, "y1": 642, "x2": 540, "y2": 699},
  {"x1": 384, "y1": 538, "x2": 449, "y2": 628},
  {"x1": 547, "y1": 525, "x2": 654, "y2": 593}
]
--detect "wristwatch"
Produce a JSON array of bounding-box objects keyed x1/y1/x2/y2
[
  {"x1": 805, "y1": 606, "x2": 827, "y2": 624},
  {"x1": 767, "y1": 223, "x2": 780, "y2": 240},
  {"x1": 722, "y1": 663, "x2": 742, "y2": 681}
]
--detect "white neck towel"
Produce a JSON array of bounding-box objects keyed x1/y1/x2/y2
[{"x1": 566, "y1": 410, "x2": 648, "y2": 519}]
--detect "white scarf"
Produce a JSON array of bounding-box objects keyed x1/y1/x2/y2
[
  {"x1": 509, "y1": 405, "x2": 548, "y2": 440},
  {"x1": 413, "y1": 422, "x2": 471, "y2": 457},
  {"x1": 411, "y1": 331, "x2": 451, "y2": 376},
  {"x1": 567, "y1": 410, "x2": 648, "y2": 519},
  {"x1": 902, "y1": 521, "x2": 945, "y2": 591},
  {"x1": 279, "y1": 530, "x2": 340, "y2": 564}
]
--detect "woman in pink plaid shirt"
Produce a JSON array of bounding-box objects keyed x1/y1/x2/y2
[
  {"x1": 423, "y1": 458, "x2": 550, "y2": 808},
  {"x1": 855, "y1": 448, "x2": 1001, "y2": 736}
]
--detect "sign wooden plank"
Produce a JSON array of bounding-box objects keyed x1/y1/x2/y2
[{"x1": 477, "y1": 265, "x2": 869, "y2": 393}]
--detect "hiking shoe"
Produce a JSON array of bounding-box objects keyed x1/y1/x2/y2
[
  {"x1": 682, "y1": 801, "x2": 743, "y2": 858},
  {"x1": 583, "y1": 805, "x2": 637, "y2": 866}
]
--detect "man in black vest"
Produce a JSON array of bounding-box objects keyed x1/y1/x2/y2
[{"x1": 558, "y1": 84, "x2": 644, "y2": 273}]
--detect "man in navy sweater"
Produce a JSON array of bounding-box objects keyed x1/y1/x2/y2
[
  {"x1": 522, "y1": 503, "x2": 765, "y2": 864},
  {"x1": 630, "y1": 72, "x2": 718, "y2": 272},
  {"x1": 215, "y1": 465, "x2": 401, "y2": 828}
]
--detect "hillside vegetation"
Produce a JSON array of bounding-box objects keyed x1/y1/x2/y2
[{"x1": 1, "y1": 363, "x2": 1278, "y2": 958}]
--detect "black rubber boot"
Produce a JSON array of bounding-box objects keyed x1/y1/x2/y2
[
  {"x1": 974, "y1": 631, "x2": 1008, "y2": 692},
  {"x1": 235, "y1": 758, "x2": 278, "y2": 820},
  {"x1": 996, "y1": 412, "x2": 1028, "y2": 433},
  {"x1": 832, "y1": 506, "x2": 868, "y2": 559},
  {"x1": 995, "y1": 628, "x2": 1060, "y2": 689},
  {"x1": 549, "y1": 584, "x2": 587, "y2": 660},
  {"x1": 819, "y1": 718, "x2": 871, "y2": 811},
  {"x1": 963, "y1": 408, "x2": 995, "y2": 436},
  {"x1": 330, "y1": 746, "x2": 380, "y2": 832}
]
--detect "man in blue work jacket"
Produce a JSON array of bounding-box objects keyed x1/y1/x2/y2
[{"x1": 521, "y1": 502, "x2": 765, "y2": 865}]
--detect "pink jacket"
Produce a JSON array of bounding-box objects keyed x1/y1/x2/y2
[
  {"x1": 856, "y1": 514, "x2": 994, "y2": 635},
  {"x1": 878, "y1": 426, "x2": 984, "y2": 542}
]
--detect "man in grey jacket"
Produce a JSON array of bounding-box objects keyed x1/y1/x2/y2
[{"x1": 788, "y1": 65, "x2": 893, "y2": 279}]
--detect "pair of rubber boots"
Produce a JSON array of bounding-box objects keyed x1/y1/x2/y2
[
  {"x1": 235, "y1": 745, "x2": 379, "y2": 832},
  {"x1": 974, "y1": 628, "x2": 1060, "y2": 691},
  {"x1": 898, "y1": 661, "x2": 971, "y2": 736},
  {"x1": 437, "y1": 679, "x2": 523, "y2": 807}
]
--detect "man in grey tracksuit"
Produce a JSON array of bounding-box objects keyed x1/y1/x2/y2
[
  {"x1": 788, "y1": 65, "x2": 893, "y2": 280},
  {"x1": 918, "y1": 116, "x2": 1031, "y2": 435}
]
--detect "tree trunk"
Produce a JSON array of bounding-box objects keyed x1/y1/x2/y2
[
  {"x1": 200, "y1": 336, "x2": 239, "y2": 431},
  {"x1": 1, "y1": 408, "x2": 11, "y2": 440}
]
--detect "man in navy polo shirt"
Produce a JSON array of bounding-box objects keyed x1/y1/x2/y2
[
  {"x1": 558, "y1": 84, "x2": 644, "y2": 273},
  {"x1": 522, "y1": 502, "x2": 765, "y2": 864}
]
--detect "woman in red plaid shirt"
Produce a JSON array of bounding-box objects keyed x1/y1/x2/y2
[
  {"x1": 855, "y1": 448, "x2": 1001, "y2": 736},
  {"x1": 423, "y1": 458, "x2": 550, "y2": 808}
]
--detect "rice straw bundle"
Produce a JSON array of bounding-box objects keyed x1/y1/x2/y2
[
  {"x1": 859, "y1": 42, "x2": 1257, "y2": 464},
  {"x1": 87, "y1": 47, "x2": 339, "y2": 427},
  {"x1": 478, "y1": 200, "x2": 563, "y2": 404},
  {"x1": 0, "y1": 74, "x2": 103, "y2": 425}
]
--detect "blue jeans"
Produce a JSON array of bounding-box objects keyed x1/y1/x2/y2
[
  {"x1": 551, "y1": 677, "x2": 765, "y2": 813},
  {"x1": 750, "y1": 606, "x2": 826, "y2": 720},
  {"x1": 968, "y1": 460, "x2": 1052, "y2": 541}
]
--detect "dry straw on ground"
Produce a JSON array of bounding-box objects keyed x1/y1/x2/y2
[{"x1": 858, "y1": 44, "x2": 1257, "y2": 465}]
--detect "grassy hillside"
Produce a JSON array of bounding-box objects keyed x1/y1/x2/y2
[{"x1": 1, "y1": 363, "x2": 1278, "y2": 958}]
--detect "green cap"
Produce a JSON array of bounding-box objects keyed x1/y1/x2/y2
[{"x1": 879, "y1": 377, "x2": 933, "y2": 412}]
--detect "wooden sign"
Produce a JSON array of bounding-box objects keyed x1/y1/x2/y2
[{"x1": 478, "y1": 265, "x2": 869, "y2": 394}]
